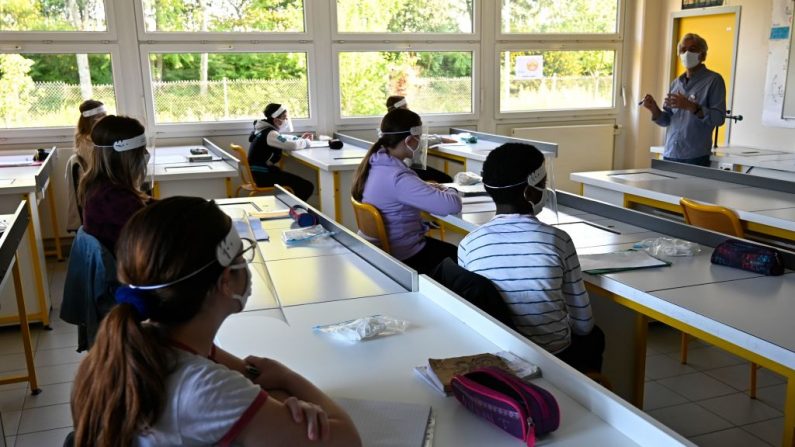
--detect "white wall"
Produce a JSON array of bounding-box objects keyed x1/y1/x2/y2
[{"x1": 625, "y1": 0, "x2": 795, "y2": 168}]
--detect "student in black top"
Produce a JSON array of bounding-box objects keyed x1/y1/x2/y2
[{"x1": 248, "y1": 103, "x2": 314, "y2": 200}]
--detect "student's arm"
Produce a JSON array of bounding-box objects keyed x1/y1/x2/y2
[
  {"x1": 560, "y1": 236, "x2": 594, "y2": 336},
  {"x1": 394, "y1": 170, "x2": 462, "y2": 215},
  {"x1": 237, "y1": 356, "x2": 361, "y2": 447},
  {"x1": 266, "y1": 131, "x2": 310, "y2": 151}
]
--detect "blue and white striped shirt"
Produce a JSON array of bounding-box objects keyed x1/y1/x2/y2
[{"x1": 458, "y1": 214, "x2": 594, "y2": 353}]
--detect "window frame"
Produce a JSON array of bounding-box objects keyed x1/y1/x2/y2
[
  {"x1": 132, "y1": 0, "x2": 313, "y2": 42},
  {"x1": 139, "y1": 43, "x2": 317, "y2": 137},
  {"x1": 331, "y1": 42, "x2": 480, "y2": 128},
  {"x1": 331, "y1": 0, "x2": 481, "y2": 42},
  {"x1": 0, "y1": 0, "x2": 117, "y2": 42},
  {"x1": 0, "y1": 43, "x2": 126, "y2": 141},
  {"x1": 496, "y1": 0, "x2": 624, "y2": 42}
]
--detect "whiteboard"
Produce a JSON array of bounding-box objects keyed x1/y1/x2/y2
[{"x1": 784, "y1": 17, "x2": 795, "y2": 118}]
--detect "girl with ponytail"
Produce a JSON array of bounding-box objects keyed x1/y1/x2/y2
[
  {"x1": 351, "y1": 108, "x2": 462, "y2": 274},
  {"x1": 71, "y1": 197, "x2": 360, "y2": 447}
]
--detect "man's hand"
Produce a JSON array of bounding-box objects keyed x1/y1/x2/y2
[
  {"x1": 641, "y1": 94, "x2": 662, "y2": 120},
  {"x1": 664, "y1": 92, "x2": 698, "y2": 113}
]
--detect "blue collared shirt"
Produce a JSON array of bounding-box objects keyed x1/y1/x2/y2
[{"x1": 653, "y1": 67, "x2": 726, "y2": 160}]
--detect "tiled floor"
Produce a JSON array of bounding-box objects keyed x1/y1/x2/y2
[
  {"x1": 644, "y1": 324, "x2": 786, "y2": 446},
  {"x1": 0, "y1": 259, "x2": 789, "y2": 446}
]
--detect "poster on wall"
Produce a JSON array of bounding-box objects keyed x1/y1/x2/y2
[
  {"x1": 515, "y1": 55, "x2": 544, "y2": 79},
  {"x1": 762, "y1": 0, "x2": 795, "y2": 128}
]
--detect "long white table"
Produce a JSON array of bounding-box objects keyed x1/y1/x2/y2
[
  {"x1": 571, "y1": 160, "x2": 795, "y2": 244},
  {"x1": 0, "y1": 150, "x2": 58, "y2": 326},
  {"x1": 150, "y1": 138, "x2": 238, "y2": 199},
  {"x1": 212, "y1": 191, "x2": 692, "y2": 447},
  {"x1": 652, "y1": 145, "x2": 795, "y2": 179},
  {"x1": 432, "y1": 191, "x2": 795, "y2": 446}
]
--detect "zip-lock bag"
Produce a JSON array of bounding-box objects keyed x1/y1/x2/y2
[
  {"x1": 450, "y1": 366, "x2": 560, "y2": 446},
  {"x1": 710, "y1": 239, "x2": 784, "y2": 276}
]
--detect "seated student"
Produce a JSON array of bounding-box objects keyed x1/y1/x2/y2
[
  {"x1": 248, "y1": 103, "x2": 315, "y2": 200},
  {"x1": 385, "y1": 95, "x2": 453, "y2": 184},
  {"x1": 352, "y1": 108, "x2": 462, "y2": 274},
  {"x1": 66, "y1": 99, "x2": 106, "y2": 232},
  {"x1": 78, "y1": 115, "x2": 151, "y2": 253},
  {"x1": 70, "y1": 196, "x2": 362, "y2": 447},
  {"x1": 457, "y1": 143, "x2": 604, "y2": 374}
]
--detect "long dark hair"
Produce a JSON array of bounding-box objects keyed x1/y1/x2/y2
[
  {"x1": 351, "y1": 108, "x2": 421, "y2": 201},
  {"x1": 77, "y1": 115, "x2": 149, "y2": 206},
  {"x1": 71, "y1": 197, "x2": 232, "y2": 447}
]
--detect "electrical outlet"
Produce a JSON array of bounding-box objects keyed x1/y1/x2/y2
[{"x1": 718, "y1": 162, "x2": 734, "y2": 171}]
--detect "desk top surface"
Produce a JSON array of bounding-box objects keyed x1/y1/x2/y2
[
  {"x1": 150, "y1": 145, "x2": 237, "y2": 180},
  {"x1": 0, "y1": 150, "x2": 55, "y2": 195},
  {"x1": 289, "y1": 143, "x2": 369, "y2": 171}
]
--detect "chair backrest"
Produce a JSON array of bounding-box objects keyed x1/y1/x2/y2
[
  {"x1": 229, "y1": 144, "x2": 255, "y2": 185},
  {"x1": 350, "y1": 197, "x2": 391, "y2": 253},
  {"x1": 680, "y1": 197, "x2": 745, "y2": 238}
]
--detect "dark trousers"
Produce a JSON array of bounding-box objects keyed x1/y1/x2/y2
[
  {"x1": 413, "y1": 166, "x2": 453, "y2": 184},
  {"x1": 252, "y1": 166, "x2": 314, "y2": 201},
  {"x1": 402, "y1": 237, "x2": 458, "y2": 275},
  {"x1": 555, "y1": 325, "x2": 605, "y2": 374},
  {"x1": 663, "y1": 155, "x2": 711, "y2": 167}
]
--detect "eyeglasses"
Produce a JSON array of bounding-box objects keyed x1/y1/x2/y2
[{"x1": 238, "y1": 238, "x2": 256, "y2": 262}]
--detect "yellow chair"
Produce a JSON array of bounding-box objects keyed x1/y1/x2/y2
[
  {"x1": 679, "y1": 197, "x2": 759, "y2": 398},
  {"x1": 229, "y1": 144, "x2": 291, "y2": 197},
  {"x1": 351, "y1": 198, "x2": 391, "y2": 253}
]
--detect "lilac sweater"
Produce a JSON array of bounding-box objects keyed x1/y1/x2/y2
[{"x1": 362, "y1": 149, "x2": 462, "y2": 260}]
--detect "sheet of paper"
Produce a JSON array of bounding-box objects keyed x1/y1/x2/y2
[
  {"x1": 579, "y1": 250, "x2": 670, "y2": 274},
  {"x1": 335, "y1": 397, "x2": 431, "y2": 447},
  {"x1": 308, "y1": 140, "x2": 329, "y2": 148}
]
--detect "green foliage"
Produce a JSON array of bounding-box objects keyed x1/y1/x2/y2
[
  {"x1": 25, "y1": 54, "x2": 113, "y2": 84},
  {"x1": 502, "y1": 0, "x2": 618, "y2": 34},
  {"x1": 0, "y1": 0, "x2": 106, "y2": 31},
  {"x1": 0, "y1": 54, "x2": 36, "y2": 126}
]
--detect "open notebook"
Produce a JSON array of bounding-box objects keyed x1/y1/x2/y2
[{"x1": 335, "y1": 397, "x2": 433, "y2": 447}]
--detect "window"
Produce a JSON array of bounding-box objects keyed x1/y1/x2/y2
[
  {"x1": 140, "y1": 0, "x2": 305, "y2": 33},
  {"x1": 499, "y1": 49, "x2": 615, "y2": 112},
  {"x1": 337, "y1": 0, "x2": 473, "y2": 33},
  {"x1": 147, "y1": 52, "x2": 309, "y2": 124},
  {"x1": 501, "y1": 0, "x2": 619, "y2": 34},
  {"x1": 0, "y1": 53, "x2": 116, "y2": 129},
  {"x1": 0, "y1": 0, "x2": 107, "y2": 32},
  {"x1": 338, "y1": 51, "x2": 473, "y2": 118}
]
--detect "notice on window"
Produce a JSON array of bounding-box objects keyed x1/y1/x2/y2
[{"x1": 515, "y1": 55, "x2": 544, "y2": 79}]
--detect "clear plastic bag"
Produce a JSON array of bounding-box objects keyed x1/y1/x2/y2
[
  {"x1": 313, "y1": 315, "x2": 409, "y2": 342},
  {"x1": 453, "y1": 171, "x2": 483, "y2": 186},
  {"x1": 633, "y1": 237, "x2": 701, "y2": 257},
  {"x1": 282, "y1": 224, "x2": 333, "y2": 245}
]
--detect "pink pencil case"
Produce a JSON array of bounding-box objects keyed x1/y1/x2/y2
[{"x1": 451, "y1": 366, "x2": 560, "y2": 446}]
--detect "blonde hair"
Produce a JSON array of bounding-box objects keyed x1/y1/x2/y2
[{"x1": 74, "y1": 100, "x2": 106, "y2": 168}]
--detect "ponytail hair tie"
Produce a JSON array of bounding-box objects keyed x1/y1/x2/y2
[{"x1": 115, "y1": 286, "x2": 153, "y2": 321}]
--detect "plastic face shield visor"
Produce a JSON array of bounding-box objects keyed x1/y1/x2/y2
[
  {"x1": 269, "y1": 105, "x2": 293, "y2": 133},
  {"x1": 482, "y1": 160, "x2": 559, "y2": 222},
  {"x1": 377, "y1": 125, "x2": 429, "y2": 170}
]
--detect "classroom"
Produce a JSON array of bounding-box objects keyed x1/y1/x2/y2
[{"x1": 1, "y1": 0, "x2": 794, "y2": 446}]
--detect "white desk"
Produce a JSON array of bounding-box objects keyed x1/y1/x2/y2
[
  {"x1": 651, "y1": 145, "x2": 795, "y2": 178},
  {"x1": 151, "y1": 139, "x2": 238, "y2": 199},
  {"x1": 432, "y1": 191, "x2": 795, "y2": 446},
  {"x1": 0, "y1": 150, "x2": 57, "y2": 326},
  {"x1": 214, "y1": 192, "x2": 691, "y2": 446}
]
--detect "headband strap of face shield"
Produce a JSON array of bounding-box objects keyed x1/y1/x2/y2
[
  {"x1": 126, "y1": 226, "x2": 244, "y2": 291},
  {"x1": 94, "y1": 133, "x2": 147, "y2": 152},
  {"x1": 392, "y1": 98, "x2": 407, "y2": 109},
  {"x1": 82, "y1": 105, "x2": 106, "y2": 118},
  {"x1": 483, "y1": 163, "x2": 546, "y2": 190},
  {"x1": 376, "y1": 125, "x2": 423, "y2": 139},
  {"x1": 268, "y1": 105, "x2": 286, "y2": 119}
]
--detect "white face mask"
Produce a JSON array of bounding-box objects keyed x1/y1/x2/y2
[
  {"x1": 278, "y1": 118, "x2": 294, "y2": 133},
  {"x1": 229, "y1": 263, "x2": 252, "y2": 311},
  {"x1": 680, "y1": 51, "x2": 701, "y2": 69}
]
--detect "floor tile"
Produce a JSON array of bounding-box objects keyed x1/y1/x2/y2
[
  {"x1": 14, "y1": 427, "x2": 72, "y2": 447},
  {"x1": 754, "y1": 384, "x2": 786, "y2": 413},
  {"x1": 647, "y1": 402, "x2": 732, "y2": 437},
  {"x1": 697, "y1": 393, "x2": 781, "y2": 426},
  {"x1": 17, "y1": 403, "x2": 72, "y2": 434},
  {"x1": 646, "y1": 324, "x2": 683, "y2": 354},
  {"x1": 0, "y1": 389, "x2": 26, "y2": 413},
  {"x1": 33, "y1": 347, "x2": 84, "y2": 368},
  {"x1": 704, "y1": 364, "x2": 785, "y2": 392},
  {"x1": 643, "y1": 381, "x2": 689, "y2": 411},
  {"x1": 657, "y1": 372, "x2": 736, "y2": 401},
  {"x1": 4, "y1": 436, "x2": 15, "y2": 447},
  {"x1": 742, "y1": 418, "x2": 784, "y2": 447},
  {"x1": 671, "y1": 345, "x2": 746, "y2": 371},
  {"x1": 35, "y1": 327, "x2": 78, "y2": 352},
  {"x1": 0, "y1": 355, "x2": 26, "y2": 375},
  {"x1": 23, "y1": 382, "x2": 72, "y2": 409},
  {"x1": 1, "y1": 411, "x2": 20, "y2": 437},
  {"x1": 0, "y1": 382, "x2": 27, "y2": 393},
  {"x1": 33, "y1": 362, "x2": 80, "y2": 387},
  {"x1": 689, "y1": 427, "x2": 772, "y2": 447},
  {"x1": 0, "y1": 331, "x2": 39, "y2": 357},
  {"x1": 645, "y1": 353, "x2": 697, "y2": 380}
]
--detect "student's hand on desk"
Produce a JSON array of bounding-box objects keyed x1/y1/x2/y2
[
  {"x1": 301, "y1": 132, "x2": 314, "y2": 140},
  {"x1": 664, "y1": 92, "x2": 698, "y2": 113},
  {"x1": 283, "y1": 396, "x2": 331, "y2": 442}
]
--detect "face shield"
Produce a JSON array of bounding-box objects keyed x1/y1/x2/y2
[
  {"x1": 94, "y1": 132, "x2": 154, "y2": 195},
  {"x1": 269, "y1": 105, "x2": 293, "y2": 133},
  {"x1": 482, "y1": 158, "x2": 559, "y2": 223},
  {"x1": 377, "y1": 124, "x2": 429, "y2": 170}
]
